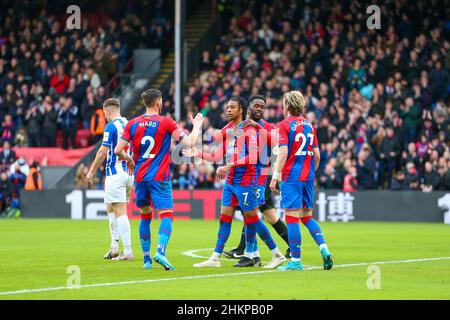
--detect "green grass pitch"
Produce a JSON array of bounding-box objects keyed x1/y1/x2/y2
[{"x1": 0, "y1": 219, "x2": 449, "y2": 299}]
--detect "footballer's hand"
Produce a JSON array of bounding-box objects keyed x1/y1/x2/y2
[
  {"x1": 270, "y1": 178, "x2": 280, "y2": 193},
  {"x1": 216, "y1": 164, "x2": 232, "y2": 180},
  {"x1": 190, "y1": 113, "x2": 204, "y2": 128},
  {"x1": 86, "y1": 171, "x2": 94, "y2": 185},
  {"x1": 182, "y1": 147, "x2": 199, "y2": 158},
  {"x1": 125, "y1": 156, "x2": 135, "y2": 175},
  {"x1": 242, "y1": 119, "x2": 259, "y2": 128},
  {"x1": 233, "y1": 127, "x2": 244, "y2": 137}
]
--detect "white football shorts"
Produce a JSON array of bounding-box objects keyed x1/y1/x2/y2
[{"x1": 104, "y1": 171, "x2": 134, "y2": 204}]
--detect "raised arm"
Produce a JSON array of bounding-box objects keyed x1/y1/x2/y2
[{"x1": 179, "y1": 113, "x2": 204, "y2": 148}]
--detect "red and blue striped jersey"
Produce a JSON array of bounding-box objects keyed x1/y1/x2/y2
[
  {"x1": 278, "y1": 116, "x2": 318, "y2": 182},
  {"x1": 214, "y1": 122, "x2": 258, "y2": 186},
  {"x1": 121, "y1": 113, "x2": 184, "y2": 182},
  {"x1": 256, "y1": 119, "x2": 276, "y2": 186}
]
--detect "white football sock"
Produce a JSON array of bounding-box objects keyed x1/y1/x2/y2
[
  {"x1": 117, "y1": 215, "x2": 132, "y2": 256},
  {"x1": 271, "y1": 247, "x2": 282, "y2": 256},
  {"x1": 108, "y1": 213, "x2": 119, "y2": 249},
  {"x1": 244, "y1": 251, "x2": 254, "y2": 259},
  {"x1": 319, "y1": 243, "x2": 328, "y2": 250},
  {"x1": 211, "y1": 252, "x2": 221, "y2": 260}
]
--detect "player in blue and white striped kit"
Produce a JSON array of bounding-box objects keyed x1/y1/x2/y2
[{"x1": 86, "y1": 98, "x2": 135, "y2": 261}]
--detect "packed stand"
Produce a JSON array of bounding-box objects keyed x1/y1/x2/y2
[
  {"x1": 163, "y1": 0, "x2": 450, "y2": 192},
  {"x1": 0, "y1": 0, "x2": 174, "y2": 205}
]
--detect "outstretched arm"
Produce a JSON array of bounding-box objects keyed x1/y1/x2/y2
[{"x1": 216, "y1": 128, "x2": 259, "y2": 179}]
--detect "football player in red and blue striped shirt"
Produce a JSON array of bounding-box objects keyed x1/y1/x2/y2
[
  {"x1": 115, "y1": 89, "x2": 204, "y2": 270},
  {"x1": 223, "y1": 95, "x2": 291, "y2": 266},
  {"x1": 190, "y1": 96, "x2": 286, "y2": 269},
  {"x1": 270, "y1": 91, "x2": 333, "y2": 271}
]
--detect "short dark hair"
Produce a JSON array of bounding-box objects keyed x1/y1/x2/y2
[
  {"x1": 248, "y1": 95, "x2": 266, "y2": 105},
  {"x1": 103, "y1": 98, "x2": 120, "y2": 109},
  {"x1": 229, "y1": 96, "x2": 247, "y2": 117},
  {"x1": 141, "y1": 89, "x2": 162, "y2": 107}
]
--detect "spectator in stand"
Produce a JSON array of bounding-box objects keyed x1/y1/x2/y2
[
  {"x1": 405, "y1": 162, "x2": 420, "y2": 191},
  {"x1": 81, "y1": 91, "x2": 97, "y2": 130},
  {"x1": 58, "y1": 96, "x2": 78, "y2": 149},
  {"x1": 196, "y1": 161, "x2": 215, "y2": 189},
  {"x1": 0, "y1": 141, "x2": 16, "y2": 171},
  {"x1": 14, "y1": 127, "x2": 28, "y2": 147},
  {"x1": 9, "y1": 158, "x2": 29, "y2": 176},
  {"x1": 390, "y1": 170, "x2": 408, "y2": 190},
  {"x1": 442, "y1": 161, "x2": 450, "y2": 190},
  {"x1": 41, "y1": 96, "x2": 59, "y2": 147},
  {"x1": 319, "y1": 162, "x2": 341, "y2": 189},
  {"x1": 0, "y1": 171, "x2": 14, "y2": 216},
  {"x1": 25, "y1": 104, "x2": 43, "y2": 147},
  {"x1": 1, "y1": 114, "x2": 14, "y2": 144},
  {"x1": 50, "y1": 63, "x2": 70, "y2": 96},
  {"x1": 378, "y1": 126, "x2": 400, "y2": 188},
  {"x1": 356, "y1": 146, "x2": 376, "y2": 190},
  {"x1": 85, "y1": 68, "x2": 101, "y2": 94},
  {"x1": 399, "y1": 97, "x2": 420, "y2": 145},
  {"x1": 173, "y1": 163, "x2": 197, "y2": 190},
  {"x1": 421, "y1": 161, "x2": 440, "y2": 192},
  {"x1": 9, "y1": 164, "x2": 26, "y2": 198},
  {"x1": 343, "y1": 166, "x2": 358, "y2": 192}
]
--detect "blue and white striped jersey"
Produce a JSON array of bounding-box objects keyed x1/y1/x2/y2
[{"x1": 102, "y1": 116, "x2": 129, "y2": 176}]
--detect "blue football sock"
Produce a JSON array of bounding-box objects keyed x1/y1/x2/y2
[
  {"x1": 139, "y1": 216, "x2": 151, "y2": 263},
  {"x1": 157, "y1": 214, "x2": 173, "y2": 256},
  {"x1": 286, "y1": 216, "x2": 302, "y2": 260},
  {"x1": 301, "y1": 216, "x2": 326, "y2": 246},
  {"x1": 244, "y1": 219, "x2": 257, "y2": 257},
  {"x1": 249, "y1": 215, "x2": 277, "y2": 251},
  {"x1": 214, "y1": 214, "x2": 232, "y2": 254}
]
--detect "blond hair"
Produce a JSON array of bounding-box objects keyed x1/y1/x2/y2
[{"x1": 283, "y1": 91, "x2": 305, "y2": 116}]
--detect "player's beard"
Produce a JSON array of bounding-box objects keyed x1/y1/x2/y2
[{"x1": 250, "y1": 109, "x2": 262, "y2": 122}]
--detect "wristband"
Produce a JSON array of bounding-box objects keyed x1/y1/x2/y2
[{"x1": 272, "y1": 171, "x2": 281, "y2": 180}]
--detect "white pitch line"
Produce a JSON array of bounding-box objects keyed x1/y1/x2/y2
[{"x1": 0, "y1": 256, "x2": 449, "y2": 297}]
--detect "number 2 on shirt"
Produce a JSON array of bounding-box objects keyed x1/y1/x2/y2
[
  {"x1": 295, "y1": 132, "x2": 314, "y2": 156},
  {"x1": 141, "y1": 136, "x2": 155, "y2": 159}
]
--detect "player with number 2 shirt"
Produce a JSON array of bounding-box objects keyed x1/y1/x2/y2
[{"x1": 115, "y1": 88, "x2": 204, "y2": 270}]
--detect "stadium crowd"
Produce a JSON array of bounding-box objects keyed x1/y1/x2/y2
[
  {"x1": 163, "y1": 0, "x2": 450, "y2": 192},
  {"x1": 0, "y1": 0, "x2": 174, "y2": 215}
]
